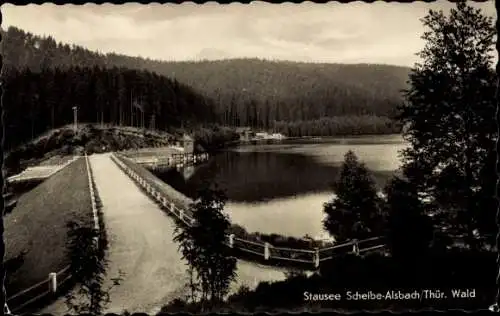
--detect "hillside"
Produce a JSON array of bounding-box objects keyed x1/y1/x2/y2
[
  {"x1": 148, "y1": 59, "x2": 410, "y2": 121},
  {"x1": 4, "y1": 124, "x2": 239, "y2": 177},
  {"x1": 2, "y1": 64, "x2": 217, "y2": 152},
  {"x1": 2, "y1": 26, "x2": 410, "y2": 131},
  {"x1": 4, "y1": 124, "x2": 171, "y2": 176}
]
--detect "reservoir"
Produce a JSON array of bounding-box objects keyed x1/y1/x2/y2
[{"x1": 153, "y1": 134, "x2": 408, "y2": 240}]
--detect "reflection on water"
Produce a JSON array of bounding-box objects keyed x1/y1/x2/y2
[
  {"x1": 152, "y1": 135, "x2": 407, "y2": 237},
  {"x1": 226, "y1": 192, "x2": 331, "y2": 238}
]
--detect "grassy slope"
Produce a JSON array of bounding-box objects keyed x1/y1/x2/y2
[{"x1": 4, "y1": 157, "x2": 92, "y2": 293}]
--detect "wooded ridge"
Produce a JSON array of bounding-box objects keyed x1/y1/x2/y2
[{"x1": 2, "y1": 26, "x2": 409, "y2": 134}]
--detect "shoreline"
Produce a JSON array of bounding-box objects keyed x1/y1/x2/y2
[{"x1": 220, "y1": 132, "x2": 404, "y2": 152}]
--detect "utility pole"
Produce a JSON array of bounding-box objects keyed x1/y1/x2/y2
[
  {"x1": 151, "y1": 114, "x2": 155, "y2": 130},
  {"x1": 141, "y1": 95, "x2": 145, "y2": 129},
  {"x1": 72, "y1": 106, "x2": 78, "y2": 132},
  {"x1": 101, "y1": 102, "x2": 105, "y2": 128},
  {"x1": 130, "y1": 90, "x2": 133, "y2": 127}
]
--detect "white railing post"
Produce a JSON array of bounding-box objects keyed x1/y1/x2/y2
[
  {"x1": 48, "y1": 272, "x2": 57, "y2": 294},
  {"x1": 4, "y1": 302, "x2": 11, "y2": 315},
  {"x1": 229, "y1": 234, "x2": 235, "y2": 248},
  {"x1": 179, "y1": 209, "x2": 184, "y2": 220},
  {"x1": 352, "y1": 240, "x2": 360, "y2": 256},
  {"x1": 264, "y1": 242, "x2": 270, "y2": 260},
  {"x1": 170, "y1": 202, "x2": 175, "y2": 214},
  {"x1": 314, "y1": 247, "x2": 320, "y2": 268}
]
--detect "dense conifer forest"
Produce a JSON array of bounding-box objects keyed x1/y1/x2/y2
[
  {"x1": 2, "y1": 26, "x2": 408, "y2": 141},
  {"x1": 2, "y1": 66, "x2": 216, "y2": 151}
]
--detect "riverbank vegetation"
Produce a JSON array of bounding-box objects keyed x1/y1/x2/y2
[
  {"x1": 272, "y1": 115, "x2": 400, "y2": 137},
  {"x1": 161, "y1": 3, "x2": 497, "y2": 312},
  {"x1": 228, "y1": 224, "x2": 329, "y2": 250}
]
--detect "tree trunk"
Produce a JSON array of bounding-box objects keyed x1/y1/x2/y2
[
  {"x1": 464, "y1": 144, "x2": 477, "y2": 250},
  {"x1": 31, "y1": 117, "x2": 35, "y2": 140}
]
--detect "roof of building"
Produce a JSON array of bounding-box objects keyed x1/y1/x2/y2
[
  {"x1": 182, "y1": 133, "x2": 194, "y2": 141},
  {"x1": 195, "y1": 144, "x2": 205, "y2": 152}
]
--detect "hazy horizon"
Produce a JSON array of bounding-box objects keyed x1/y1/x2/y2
[{"x1": 1, "y1": 1, "x2": 496, "y2": 67}]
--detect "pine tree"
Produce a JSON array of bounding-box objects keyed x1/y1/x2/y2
[
  {"x1": 323, "y1": 150, "x2": 382, "y2": 242},
  {"x1": 398, "y1": 3, "x2": 496, "y2": 250}
]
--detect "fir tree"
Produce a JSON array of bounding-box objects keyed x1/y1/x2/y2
[
  {"x1": 323, "y1": 150, "x2": 382, "y2": 242},
  {"x1": 384, "y1": 177, "x2": 434, "y2": 262},
  {"x1": 398, "y1": 3, "x2": 496, "y2": 250}
]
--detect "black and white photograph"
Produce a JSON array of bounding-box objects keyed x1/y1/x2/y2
[{"x1": 0, "y1": 0, "x2": 498, "y2": 314}]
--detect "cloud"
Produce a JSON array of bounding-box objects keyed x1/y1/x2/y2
[
  {"x1": 1, "y1": 1, "x2": 496, "y2": 67},
  {"x1": 195, "y1": 48, "x2": 231, "y2": 60}
]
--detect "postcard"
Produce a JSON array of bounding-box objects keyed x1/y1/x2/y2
[{"x1": 1, "y1": 1, "x2": 498, "y2": 314}]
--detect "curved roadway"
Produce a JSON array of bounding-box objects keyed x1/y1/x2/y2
[{"x1": 42, "y1": 153, "x2": 287, "y2": 315}]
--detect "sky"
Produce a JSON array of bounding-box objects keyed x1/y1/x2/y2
[{"x1": 1, "y1": 1, "x2": 496, "y2": 67}]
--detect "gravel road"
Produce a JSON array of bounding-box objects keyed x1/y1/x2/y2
[{"x1": 42, "y1": 153, "x2": 287, "y2": 315}]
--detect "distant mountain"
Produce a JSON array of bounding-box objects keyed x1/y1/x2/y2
[
  {"x1": 2, "y1": 26, "x2": 410, "y2": 136},
  {"x1": 152, "y1": 59, "x2": 411, "y2": 121}
]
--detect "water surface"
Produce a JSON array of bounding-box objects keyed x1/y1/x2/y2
[{"x1": 154, "y1": 135, "x2": 407, "y2": 239}]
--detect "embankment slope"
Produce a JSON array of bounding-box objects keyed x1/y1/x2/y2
[{"x1": 4, "y1": 157, "x2": 92, "y2": 294}]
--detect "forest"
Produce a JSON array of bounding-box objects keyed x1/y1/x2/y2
[
  {"x1": 2, "y1": 26, "x2": 408, "y2": 138},
  {"x1": 2, "y1": 66, "x2": 216, "y2": 151}
]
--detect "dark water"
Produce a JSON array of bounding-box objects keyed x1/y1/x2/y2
[
  {"x1": 152, "y1": 134, "x2": 407, "y2": 238},
  {"x1": 156, "y1": 151, "x2": 396, "y2": 203}
]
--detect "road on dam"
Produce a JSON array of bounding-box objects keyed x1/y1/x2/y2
[{"x1": 42, "y1": 153, "x2": 288, "y2": 314}]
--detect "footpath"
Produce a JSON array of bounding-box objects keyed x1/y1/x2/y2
[{"x1": 42, "y1": 153, "x2": 286, "y2": 314}]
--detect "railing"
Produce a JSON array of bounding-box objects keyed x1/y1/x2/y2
[
  {"x1": 111, "y1": 153, "x2": 386, "y2": 270},
  {"x1": 6, "y1": 266, "x2": 72, "y2": 313},
  {"x1": 5, "y1": 154, "x2": 101, "y2": 313},
  {"x1": 123, "y1": 151, "x2": 209, "y2": 171}
]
